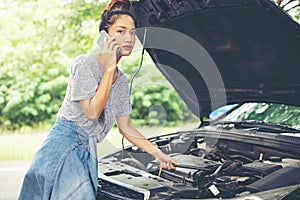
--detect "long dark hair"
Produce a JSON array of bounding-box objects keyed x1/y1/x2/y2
[{"x1": 99, "y1": 0, "x2": 136, "y2": 32}]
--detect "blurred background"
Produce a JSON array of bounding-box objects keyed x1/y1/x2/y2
[
  {"x1": 0, "y1": 0, "x2": 299, "y2": 199},
  {"x1": 0, "y1": 0, "x2": 200, "y2": 160}
]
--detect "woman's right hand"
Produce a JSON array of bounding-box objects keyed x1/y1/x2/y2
[{"x1": 98, "y1": 36, "x2": 120, "y2": 72}]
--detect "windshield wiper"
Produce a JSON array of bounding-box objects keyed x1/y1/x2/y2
[{"x1": 212, "y1": 120, "x2": 300, "y2": 133}]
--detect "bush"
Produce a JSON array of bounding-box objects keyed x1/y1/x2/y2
[
  {"x1": 0, "y1": 0, "x2": 104, "y2": 132},
  {"x1": 0, "y1": 0, "x2": 199, "y2": 132},
  {"x1": 0, "y1": 60, "x2": 69, "y2": 130},
  {"x1": 131, "y1": 85, "x2": 182, "y2": 126}
]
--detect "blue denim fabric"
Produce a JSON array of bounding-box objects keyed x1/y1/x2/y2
[{"x1": 18, "y1": 118, "x2": 98, "y2": 200}]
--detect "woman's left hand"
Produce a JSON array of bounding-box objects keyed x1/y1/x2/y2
[{"x1": 152, "y1": 150, "x2": 179, "y2": 170}]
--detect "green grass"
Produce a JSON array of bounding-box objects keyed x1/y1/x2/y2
[
  {"x1": 0, "y1": 122, "x2": 198, "y2": 162},
  {"x1": 0, "y1": 133, "x2": 47, "y2": 161}
]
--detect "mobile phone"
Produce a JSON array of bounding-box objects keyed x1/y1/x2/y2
[{"x1": 97, "y1": 30, "x2": 121, "y2": 57}]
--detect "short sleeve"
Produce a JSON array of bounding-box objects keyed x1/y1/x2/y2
[
  {"x1": 114, "y1": 76, "x2": 132, "y2": 117},
  {"x1": 69, "y1": 55, "x2": 99, "y2": 102}
]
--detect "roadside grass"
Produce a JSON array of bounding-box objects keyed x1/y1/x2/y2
[
  {"x1": 0, "y1": 122, "x2": 198, "y2": 162},
  {"x1": 0, "y1": 133, "x2": 47, "y2": 161}
]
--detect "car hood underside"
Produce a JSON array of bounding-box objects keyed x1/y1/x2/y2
[{"x1": 133, "y1": 0, "x2": 300, "y2": 118}]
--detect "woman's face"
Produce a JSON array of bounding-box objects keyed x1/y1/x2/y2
[{"x1": 108, "y1": 15, "x2": 136, "y2": 57}]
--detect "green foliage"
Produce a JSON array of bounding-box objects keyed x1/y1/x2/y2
[
  {"x1": 131, "y1": 85, "x2": 181, "y2": 126},
  {"x1": 130, "y1": 84, "x2": 198, "y2": 127},
  {"x1": 119, "y1": 51, "x2": 198, "y2": 127},
  {"x1": 0, "y1": 0, "x2": 197, "y2": 132},
  {"x1": 1, "y1": 0, "x2": 298, "y2": 132},
  {"x1": 0, "y1": 0, "x2": 106, "y2": 131}
]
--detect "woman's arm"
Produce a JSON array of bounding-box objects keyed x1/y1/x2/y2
[
  {"x1": 116, "y1": 115, "x2": 178, "y2": 169},
  {"x1": 80, "y1": 37, "x2": 120, "y2": 121},
  {"x1": 80, "y1": 68, "x2": 115, "y2": 120}
]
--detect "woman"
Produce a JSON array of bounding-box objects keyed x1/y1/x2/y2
[{"x1": 19, "y1": 0, "x2": 177, "y2": 199}]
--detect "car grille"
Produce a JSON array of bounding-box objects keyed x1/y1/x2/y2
[{"x1": 97, "y1": 178, "x2": 145, "y2": 200}]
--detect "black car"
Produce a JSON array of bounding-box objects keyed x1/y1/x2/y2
[{"x1": 97, "y1": 0, "x2": 300, "y2": 199}]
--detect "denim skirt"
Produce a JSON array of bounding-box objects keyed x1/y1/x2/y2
[{"x1": 18, "y1": 118, "x2": 98, "y2": 200}]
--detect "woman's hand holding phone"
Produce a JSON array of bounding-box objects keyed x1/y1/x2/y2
[
  {"x1": 97, "y1": 30, "x2": 121, "y2": 73},
  {"x1": 103, "y1": 36, "x2": 119, "y2": 72}
]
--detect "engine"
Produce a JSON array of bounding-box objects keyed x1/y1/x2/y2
[{"x1": 98, "y1": 132, "x2": 300, "y2": 199}]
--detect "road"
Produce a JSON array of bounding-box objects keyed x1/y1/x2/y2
[{"x1": 0, "y1": 161, "x2": 30, "y2": 200}]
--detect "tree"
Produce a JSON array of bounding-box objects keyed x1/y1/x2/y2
[{"x1": 0, "y1": 0, "x2": 106, "y2": 131}]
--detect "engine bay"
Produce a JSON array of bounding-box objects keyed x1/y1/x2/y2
[{"x1": 98, "y1": 131, "x2": 300, "y2": 199}]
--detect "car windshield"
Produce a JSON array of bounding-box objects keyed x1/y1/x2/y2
[{"x1": 221, "y1": 102, "x2": 300, "y2": 131}]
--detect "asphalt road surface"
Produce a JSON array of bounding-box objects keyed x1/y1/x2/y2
[{"x1": 0, "y1": 161, "x2": 31, "y2": 200}]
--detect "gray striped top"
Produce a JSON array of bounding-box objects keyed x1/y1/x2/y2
[{"x1": 57, "y1": 54, "x2": 132, "y2": 142}]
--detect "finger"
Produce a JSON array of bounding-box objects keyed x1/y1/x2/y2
[
  {"x1": 107, "y1": 39, "x2": 117, "y2": 51},
  {"x1": 172, "y1": 160, "x2": 180, "y2": 165},
  {"x1": 168, "y1": 162, "x2": 175, "y2": 170},
  {"x1": 103, "y1": 36, "x2": 115, "y2": 51},
  {"x1": 169, "y1": 163, "x2": 176, "y2": 170},
  {"x1": 166, "y1": 163, "x2": 171, "y2": 170},
  {"x1": 164, "y1": 162, "x2": 173, "y2": 170},
  {"x1": 162, "y1": 162, "x2": 167, "y2": 169},
  {"x1": 112, "y1": 45, "x2": 121, "y2": 56},
  {"x1": 167, "y1": 160, "x2": 178, "y2": 170},
  {"x1": 161, "y1": 162, "x2": 167, "y2": 169},
  {"x1": 103, "y1": 38, "x2": 108, "y2": 50}
]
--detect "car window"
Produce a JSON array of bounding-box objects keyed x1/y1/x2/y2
[{"x1": 209, "y1": 104, "x2": 238, "y2": 120}]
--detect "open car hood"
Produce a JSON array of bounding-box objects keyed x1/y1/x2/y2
[{"x1": 133, "y1": 0, "x2": 300, "y2": 118}]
